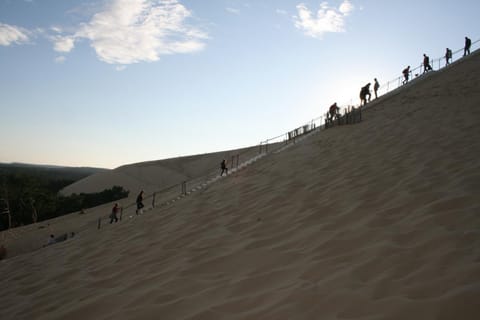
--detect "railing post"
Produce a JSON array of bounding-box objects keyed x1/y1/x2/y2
[
  {"x1": 97, "y1": 218, "x2": 101, "y2": 230},
  {"x1": 236, "y1": 154, "x2": 239, "y2": 168},
  {"x1": 231, "y1": 155, "x2": 234, "y2": 169},
  {"x1": 181, "y1": 181, "x2": 187, "y2": 195}
]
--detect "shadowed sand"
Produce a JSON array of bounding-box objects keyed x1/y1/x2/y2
[{"x1": 1, "y1": 52, "x2": 480, "y2": 320}]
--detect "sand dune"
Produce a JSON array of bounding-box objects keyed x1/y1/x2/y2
[
  {"x1": 60, "y1": 146, "x2": 261, "y2": 196},
  {"x1": 1, "y1": 52, "x2": 480, "y2": 319}
]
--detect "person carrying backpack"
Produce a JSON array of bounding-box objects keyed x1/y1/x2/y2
[
  {"x1": 445, "y1": 48, "x2": 452, "y2": 65},
  {"x1": 423, "y1": 54, "x2": 433, "y2": 73}
]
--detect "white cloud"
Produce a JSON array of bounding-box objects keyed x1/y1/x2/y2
[
  {"x1": 293, "y1": 0, "x2": 354, "y2": 39},
  {"x1": 53, "y1": 35, "x2": 75, "y2": 52},
  {"x1": 0, "y1": 23, "x2": 30, "y2": 46},
  {"x1": 52, "y1": 0, "x2": 208, "y2": 65},
  {"x1": 339, "y1": 0, "x2": 354, "y2": 15}
]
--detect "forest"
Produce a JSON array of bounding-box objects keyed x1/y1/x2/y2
[{"x1": 0, "y1": 163, "x2": 128, "y2": 231}]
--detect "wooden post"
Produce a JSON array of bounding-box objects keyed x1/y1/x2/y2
[
  {"x1": 231, "y1": 155, "x2": 234, "y2": 169},
  {"x1": 119, "y1": 207, "x2": 123, "y2": 221},
  {"x1": 152, "y1": 193, "x2": 156, "y2": 208},
  {"x1": 181, "y1": 181, "x2": 187, "y2": 195},
  {"x1": 97, "y1": 218, "x2": 101, "y2": 230},
  {"x1": 236, "y1": 154, "x2": 239, "y2": 168}
]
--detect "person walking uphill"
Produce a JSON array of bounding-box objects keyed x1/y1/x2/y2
[
  {"x1": 220, "y1": 159, "x2": 228, "y2": 176},
  {"x1": 373, "y1": 78, "x2": 380, "y2": 99},
  {"x1": 423, "y1": 54, "x2": 433, "y2": 73},
  {"x1": 110, "y1": 203, "x2": 120, "y2": 223},
  {"x1": 328, "y1": 103, "x2": 339, "y2": 122},
  {"x1": 445, "y1": 48, "x2": 452, "y2": 65},
  {"x1": 402, "y1": 66, "x2": 410, "y2": 84},
  {"x1": 359, "y1": 83, "x2": 371, "y2": 106},
  {"x1": 136, "y1": 190, "x2": 144, "y2": 215},
  {"x1": 464, "y1": 36, "x2": 471, "y2": 56}
]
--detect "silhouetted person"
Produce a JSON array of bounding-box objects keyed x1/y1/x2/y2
[
  {"x1": 464, "y1": 37, "x2": 471, "y2": 56},
  {"x1": 402, "y1": 66, "x2": 410, "y2": 84},
  {"x1": 445, "y1": 48, "x2": 452, "y2": 65},
  {"x1": 328, "y1": 103, "x2": 339, "y2": 121},
  {"x1": 110, "y1": 203, "x2": 120, "y2": 223},
  {"x1": 359, "y1": 83, "x2": 371, "y2": 106},
  {"x1": 220, "y1": 159, "x2": 228, "y2": 176},
  {"x1": 373, "y1": 78, "x2": 380, "y2": 99},
  {"x1": 136, "y1": 190, "x2": 144, "y2": 215},
  {"x1": 423, "y1": 54, "x2": 432, "y2": 73}
]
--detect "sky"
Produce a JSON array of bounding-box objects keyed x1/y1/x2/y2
[{"x1": 1, "y1": 0, "x2": 479, "y2": 169}]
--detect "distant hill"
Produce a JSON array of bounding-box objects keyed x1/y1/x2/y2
[{"x1": 0, "y1": 163, "x2": 108, "y2": 182}]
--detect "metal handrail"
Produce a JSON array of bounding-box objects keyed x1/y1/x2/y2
[{"x1": 259, "y1": 38, "x2": 479, "y2": 148}]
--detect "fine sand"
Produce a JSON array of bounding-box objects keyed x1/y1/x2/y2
[{"x1": 1, "y1": 52, "x2": 480, "y2": 319}]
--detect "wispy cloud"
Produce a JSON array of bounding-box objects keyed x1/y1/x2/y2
[
  {"x1": 293, "y1": 0, "x2": 354, "y2": 39},
  {"x1": 55, "y1": 56, "x2": 66, "y2": 64},
  {"x1": 226, "y1": 7, "x2": 240, "y2": 15},
  {"x1": 276, "y1": 9, "x2": 288, "y2": 16},
  {"x1": 0, "y1": 22, "x2": 30, "y2": 46},
  {"x1": 52, "y1": 0, "x2": 208, "y2": 65}
]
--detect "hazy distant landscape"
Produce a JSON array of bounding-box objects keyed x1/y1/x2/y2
[{"x1": 0, "y1": 163, "x2": 130, "y2": 231}]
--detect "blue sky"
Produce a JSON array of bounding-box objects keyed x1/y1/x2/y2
[{"x1": 1, "y1": 0, "x2": 479, "y2": 169}]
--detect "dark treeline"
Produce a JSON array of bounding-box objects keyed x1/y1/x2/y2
[{"x1": 0, "y1": 164, "x2": 128, "y2": 231}]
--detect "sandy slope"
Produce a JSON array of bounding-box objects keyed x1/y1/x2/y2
[{"x1": 1, "y1": 52, "x2": 480, "y2": 320}]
